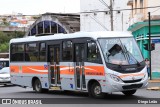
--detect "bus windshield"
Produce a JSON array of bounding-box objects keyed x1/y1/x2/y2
[{"x1": 98, "y1": 38, "x2": 143, "y2": 65}]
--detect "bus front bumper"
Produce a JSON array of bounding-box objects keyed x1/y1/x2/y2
[{"x1": 103, "y1": 74, "x2": 148, "y2": 93}]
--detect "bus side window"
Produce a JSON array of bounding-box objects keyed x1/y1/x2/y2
[
  {"x1": 25, "y1": 53, "x2": 30, "y2": 61},
  {"x1": 12, "y1": 53, "x2": 24, "y2": 61},
  {"x1": 11, "y1": 44, "x2": 24, "y2": 62},
  {"x1": 25, "y1": 43, "x2": 39, "y2": 62},
  {"x1": 62, "y1": 41, "x2": 73, "y2": 61},
  {"x1": 39, "y1": 43, "x2": 46, "y2": 61},
  {"x1": 87, "y1": 42, "x2": 102, "y2": 64}
]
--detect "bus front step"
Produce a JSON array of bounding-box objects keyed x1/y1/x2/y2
[{"x1": 49, "y1": 86, "x2": 61, "y2": 90}]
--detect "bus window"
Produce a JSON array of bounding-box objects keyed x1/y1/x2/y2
[
  {"x1": 25, "y1": 43, "x2": 39, "y2": 61},
  {"x1": 39, "y1": 43, "x2": 46, "y2": 61},
  {"x1": 87, "y1": 42, "x2": 102, "y2": 64},
  {"x1": 62, "y1": 41, "x2": 73, "y2": 61},
  {"x1": 12, "y1": 53, "x2": 24, "y2": 61},
  {"x1": 11, "y1": 44, "x2": 24, "y2": 61}
]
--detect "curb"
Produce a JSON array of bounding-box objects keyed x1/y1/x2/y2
[
  {"x1": 147, "y1": 87, "x2": 160, "y2": 91},
  {"x1": 149, "y1": 79, "x2": 160, "y2": 83},
  {"x1": 148, "y1": 79, "x2": 160, "y2": 91}
]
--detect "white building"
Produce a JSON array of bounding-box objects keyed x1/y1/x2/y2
[{"x1": 80, "y1": 0, "x2": 131, "y2": 31}]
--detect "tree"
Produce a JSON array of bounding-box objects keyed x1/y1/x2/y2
[
  {"x1": 0, "y1": 31, "x2": 25, "y2": 52},
  {"x1": 2, "y1": 18, "x2": 9, "y2": 26}
]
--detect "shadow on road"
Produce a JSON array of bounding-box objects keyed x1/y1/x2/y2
[
  {"x1": 10, "y1": 90, "x2": 146, "y2": 104},
  {"x1": 15, "y1": 89, "x2": 145, "y2": 99},
  {"x1": 0, "y1": 84, "x2": 16, "y2": 88}
]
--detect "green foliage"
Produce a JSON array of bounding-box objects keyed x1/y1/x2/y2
[
  {"x1": 0, "y1": 42, "x2": 9, "y2": 52},
  {"x1": 1, "y1": 18, "x2": 10, "y2": 26},
  {"x1": 0, "y1": 31, "x2": 25, "y2": 52}
]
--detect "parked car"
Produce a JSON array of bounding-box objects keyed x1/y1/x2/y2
[{"x1": 0, "y1": 67, "x2": 11, "y2": 85}]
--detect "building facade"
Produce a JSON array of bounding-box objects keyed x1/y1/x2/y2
[
  {"x1": 25, "y1": 13, "x2": 80, "y2": 36},
  {"x1": 127, "y1": 0, "x2": 160, "y2": 79},
  {"x1": 80, "y1": 0, "x2": 131, "y2": 31}
]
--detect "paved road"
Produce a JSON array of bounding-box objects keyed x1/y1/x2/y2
[
  {"x1": 0, "y1": 83, "x2": 159, "y2": 105},
  {"x1": 0, "y1": 83, "x2": 160, "y2": 98}
]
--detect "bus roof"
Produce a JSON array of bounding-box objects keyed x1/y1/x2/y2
[
  {"x1": 10, "y1": 31, "x2": 133, "y2": 43},
  {"x1": 0, "y1": 58, "x2": 9, "y2": 61}
]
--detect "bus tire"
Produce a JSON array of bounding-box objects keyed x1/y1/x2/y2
[
  {"x1": 90, "y1": 82, "x2": 105, "y2": 98},
  {"x1": 122, "y1": 90, "x2": 137, "y2": 96},
  {"x1": 34, "y1": 79, "x2": 43, "y2": 93}
]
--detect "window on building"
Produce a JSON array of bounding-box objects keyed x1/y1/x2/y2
[
  {"x1": 87, "y1": 42, "x2": 102, "y2": 64},
  {"x1": 135, "y1": 0, "x2": 137, "y2": 14},
  {"x1": 140, "y1": 0, "x2": 143, "y2": 13},
  {"x1": 51, "y1": 22, "x2": 57, "y2": 33},
  {"x1": 31, "y1": 26, "x2": 36, "y2": 36},
  {"x1": 62, "y1": 41, "x2": 72, "y2": 61},
  {"x1": 132, "y1": 4, "x2": 133, "y2": 17},
  {"x1": 39, "y1": 43, "x2": 46, "y2": 61},
  {"x1": 37, "y1": 22, "x2": 44, "y2": 34},
  {"x1": 11, "y1": 44, "x2": 24, "y2": 61},
  {"x1": 44, "y1": 21, "x2": 50, "y2": 33},
  {"x1": 25, "y1": 43, "x2": 39, "y2": 61},
  {"x1": 58, "y1": 25, "x2": 65, "y2": 33}
]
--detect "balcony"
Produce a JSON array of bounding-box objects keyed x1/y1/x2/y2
[
  {"x1": 129, "y1": 13, "x2": 144, "y2": 25},
  {"x1": 151, "y1": 15, "x2": 160, "y2": 21}
]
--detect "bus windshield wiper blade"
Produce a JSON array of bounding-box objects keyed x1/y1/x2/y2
[{"x1": 126, "y1": 51, "x2": 141, "y2": 66}]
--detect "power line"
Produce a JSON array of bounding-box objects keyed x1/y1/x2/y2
[
  {"x1": 89, "y1": 15, "x2": 109, "y2": 31},
  {"x1": 98, "y1": 0, "x2": 110, "y2": 9},
  {"x1": 151, "y1": 7, "x2": 160, "y2": 13},
  {"x1": 80, "y1": 5, "x2": 160, "y2": 13},
  {"x1": 98, "y1": 0, "x2": 114, "y2": 31}
]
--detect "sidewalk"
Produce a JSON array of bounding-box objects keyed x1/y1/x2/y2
[
  {"x1": 147, "y1": 79, "x2": 160, "y2": 91},
  {"x1": 149, "y1": 79, "x2": 160, "y2": 83}
]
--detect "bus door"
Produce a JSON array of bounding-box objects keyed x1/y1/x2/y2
[
  {"x1": 48, "y1": 45, "x2": 61, "y2": 86},
  {"x1": 74, "y1": 43, "x2": 86, "y2": 90}
]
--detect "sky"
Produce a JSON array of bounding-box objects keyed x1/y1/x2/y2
[{"x1": 0, "y1": 0, "x2": 80, "y2": 15}]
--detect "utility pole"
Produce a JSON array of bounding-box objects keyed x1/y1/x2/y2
[
  {"x1": 110, "y1": 0, "x2": 114, "y2": 31},
  {"x1": 148, "y1": 12, "x2": 152, "y2": 80},
  {"x1": 122, "y1": 12, "x2": 124, "y2": 31}
]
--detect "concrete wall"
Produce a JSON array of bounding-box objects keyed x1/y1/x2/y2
[
  {"x1": 151, "y1": 42, "x2": 160, "y2": 78},
  {"x1": 80, "y1": 0, "x2": 131, "y2": 31},
  {"x1": 129, "y1": 0, "x2": 160, "y2": 25}
]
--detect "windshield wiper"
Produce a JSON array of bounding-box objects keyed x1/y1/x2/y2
[
  {"x1": 122, "y1": 45, "x2": 141, "y2": 66},
  {"x1": 125, "y1": 51, "x2": 141, "y2": 66}
]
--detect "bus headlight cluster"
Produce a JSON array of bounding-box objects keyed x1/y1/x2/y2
[
  {"x1": 109, "y1": 74, "x2": 122, "y2": 82},
  {"x1": 142, "y1": 72, "x2": 147, "y2": 80}
]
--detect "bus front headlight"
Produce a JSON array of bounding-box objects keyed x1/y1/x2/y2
[
  {"x1": 142, "y1": 72, "x2": 147, "y2": 80},
  {"x1": 109, "y1": 74, "x2": 122, "y2": 82}
]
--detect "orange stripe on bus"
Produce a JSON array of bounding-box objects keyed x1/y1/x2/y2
[
  {"x1": 60, "y1": 66, "x2": 105, "y2": 76},
  {"x1": 60, "y1": 66, "x2": 74, "y2": 75},
  {"x1": 10, "y1": 65, "x2": 105, "y2": 76},
  {"x1": 118, "y1": 73, "x2": 145, "y2": 78},
  {"x1": 85, "y1": 66, "x2": 105, "y2": 76},
  {"x1": 22, "y1": 66, "x2": 48, "y2": 74},
  {"x1": 10, "y1": 66, "x2": 19, "y2": 73},
  {"x1": 10, "y1": 65, "x2": 48, "y2": 74}
]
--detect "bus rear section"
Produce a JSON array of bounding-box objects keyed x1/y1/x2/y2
[{"x1": 10, "y1": 32, "x2": 148, "y2": 98}]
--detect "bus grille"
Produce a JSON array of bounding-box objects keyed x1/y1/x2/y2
[
  {"x1": 122, "y1": 79, "x2": 142, "y2": 83},
  {"x1": 122, "y1": 84, "x2": 143, "y2": 90}
]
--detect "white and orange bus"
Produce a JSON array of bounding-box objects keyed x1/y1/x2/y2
[{"x1": 10, "y1": 31, "x2": 148, "y2": 98}]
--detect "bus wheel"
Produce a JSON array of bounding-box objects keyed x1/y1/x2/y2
[
  {"x1": 90, "y1": 82, "x2": 105, "y2": 98},
  {"x1": 122, "y1": 90, "x2": 137, "y2": 96},
  {"x1": 34, "y1": 79, "x2": 43, "y2": 93}
]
